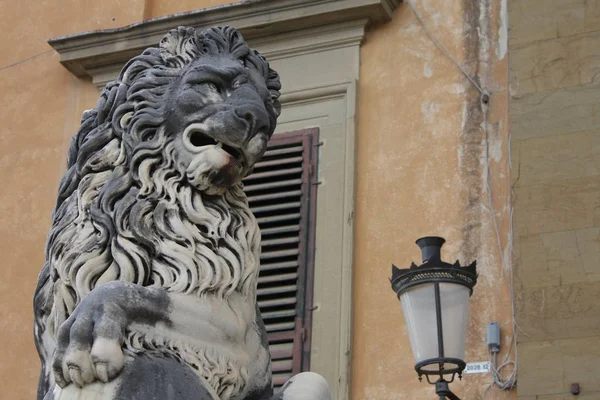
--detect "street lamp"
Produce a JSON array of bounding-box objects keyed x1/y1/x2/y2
[{"x1": 390, "y1": 237, "x2": 478, "y2": 400}]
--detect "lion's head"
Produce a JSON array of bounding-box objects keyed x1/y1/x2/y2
[
  {"x1": 45, "y1": 26, "x2": 280, "y2": 334},
  {"x1": 115, "y1": 26, "x2": 280, "y2": 196}
]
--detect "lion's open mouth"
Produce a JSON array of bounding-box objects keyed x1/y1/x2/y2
[{"x1": 188, "y1": 131, "x2": 243, "y2": 161}]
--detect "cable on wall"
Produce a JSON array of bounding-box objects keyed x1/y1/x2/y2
[{"x1": 0, "y1": 50, "x2": 53, "y2": 72}]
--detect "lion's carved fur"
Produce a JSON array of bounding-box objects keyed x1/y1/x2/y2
[{"x1": 34, "y1": 26, "x2": 281, "y2": 399}]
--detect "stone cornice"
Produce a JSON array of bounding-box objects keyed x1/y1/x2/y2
[{"x1": 48, "y1": 0, "x2": 401, "y2": 80}]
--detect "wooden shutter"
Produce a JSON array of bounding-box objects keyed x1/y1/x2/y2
[{"x1": 242, "y1": 128, "x2": 319, "y2": 388}]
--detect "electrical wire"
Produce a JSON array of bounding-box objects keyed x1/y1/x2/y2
[
  {"x1": 491, "y1": 349, "x2": 517, "y2": 389},
  {"x1": 482, "y1": 101, "x2": 518, "y2": 395},
  {"x1": 0, "y1": 50, "x2": 53, "y2": 72},
  {"x1": 408, "y1": 1, "x2": 488, "y2": 96},
  {"x1": 407, "y1": 1, "x2": 520, "y2": 397}
]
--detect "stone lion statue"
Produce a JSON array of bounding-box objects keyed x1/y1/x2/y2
[{"x1": 33, "y1": 26, "x2": 330, "y2": 400}]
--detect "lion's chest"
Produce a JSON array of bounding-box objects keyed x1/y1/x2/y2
[{"x1": 123, "y1": 293, "x2": 261, "y2": 399}]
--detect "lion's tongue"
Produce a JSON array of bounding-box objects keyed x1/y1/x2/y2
[{"x1": 209, "y1": 158, "x2": 242, "y2": 188}]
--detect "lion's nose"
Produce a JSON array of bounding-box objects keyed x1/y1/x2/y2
[
  {"x1": 234, "y1": 105, "x2": 269, "y2": 139},
  {"x1": 235, "y1": 108, "x2": 254, "y2": 130}
]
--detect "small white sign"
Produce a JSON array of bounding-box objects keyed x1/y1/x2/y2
[{"x1": 464, "y1": 361, "x2": 491, "y2": 374}]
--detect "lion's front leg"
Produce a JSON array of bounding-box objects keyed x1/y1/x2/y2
[{"x1": 51, "y1": 281, "x2": 170, "y2": 388}]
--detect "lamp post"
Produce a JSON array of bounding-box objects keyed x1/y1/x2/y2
[{"x1": 390, "y1": 237, "x2": 478, "y2": 400}]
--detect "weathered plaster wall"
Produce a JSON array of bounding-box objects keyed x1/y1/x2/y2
[
  {"x1": 353, "y1": 0, "x2": 514, "y2": 398},
  {"x1": 0, "y1": 2, "x2": 147, "y2": 397},
  {"x1": 509, "y1": 0, "x2": 600, "y2": 398}
]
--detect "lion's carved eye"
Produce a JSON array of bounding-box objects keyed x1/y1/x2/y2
[
  {"x1": 206, "y1": 83, "x2": 219, "y2": 93},
  {"x1": 232, "y1": 77, "x2": 248, "y2": 89},
  {"x1": 188, "y1": 80, "x2": 220, "y2": 94}
]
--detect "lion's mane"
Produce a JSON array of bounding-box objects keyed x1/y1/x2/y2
[{"x1": 35, "y1": 26, "x2": 281, "y2": 398}]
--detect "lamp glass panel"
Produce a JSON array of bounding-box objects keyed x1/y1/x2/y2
[
  {"x1": 400, "y1": 283, "x2": 437, "y2": 363},
  {"x1": 400, "y1": 282, "x2": 471, "y2": 363},
  {"x1": 440, "y1": 283, "x2": 470, "y2": 360}
]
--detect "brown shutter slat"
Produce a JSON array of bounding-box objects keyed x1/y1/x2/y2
[
  {"x1": 253, "y1": 156, "x2": 303, "y2": 169},
  {"x1": 258, "y1": 297, "x2": 297, "y2": 308},
  {"x1": 260, "y1": 225, "x2": 300, "y2": 236},
  {"x1": 256, "y1": 213, "x2": 301, "y2": 225},
  {"x1": 272, "y1": 359, "x2": 294, "y2": 372},
  {"x1": 262, "y1": 145, "x2": 304, "y2": 157},
  {"x1": 257, "y1": 284, "x2": 297, "y2": 297},
  {"x1": 258, "y1": 272, "x2": 298, "y2": 284},
  {"x1": 243, "y1": 167, "x2": 304, "y2": 182},
  {"x1": 269, "y1": 343, "x2": 294, "y2": 360},
  {"x1": 244, "y1": 179, "x2": 303, "y2": 193},
  {"x1": 265, "y1": 322, "x2": 296, "y2": 332},
  {"x1": 262, "y1": 237, "x2": 300, "y2": 247},
  {"x1": 246, "y1": 190, "x2": 302, "y2": 203},
  {"x1": 259, "y1": 260, "x2": 299, "y2": 272},
  {"x1": 260, "y1": 249, "x2": 299, "y2": 260},
  {"x1": 251, "y1": 201, "x2": 301, "y2": 214},
  {"x1": 261, "y1": 309, "x2": 297, "y2": 320},
  {"x1": 243, "y1": 128, "x2": 319, "y2": 390}
]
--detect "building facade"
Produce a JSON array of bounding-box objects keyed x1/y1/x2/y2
[
  {"x1": 0, "y1": 0, "x2": 597, "y2": 399},
  {"x1": 510, "y1": 1, "x2": 600, "y2": 398}
]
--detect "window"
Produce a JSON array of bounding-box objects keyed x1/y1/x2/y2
[{"x1": 243, "y1": 128, "x2": 319, "y2": 387}]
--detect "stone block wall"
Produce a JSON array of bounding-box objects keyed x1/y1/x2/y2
[{"x1": 509, "y1": 0, "x2": 600, "y2": 398}]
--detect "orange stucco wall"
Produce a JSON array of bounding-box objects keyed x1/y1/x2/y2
[
  {"x1": 143, "y1": 0, "x2": 237, "y2": 19},
  {"x1": 353, "y1": 1, "x2": 513, "y2": 399},
  {"x1": 0, "y1": 1, "x2": 147, "y2": 397},
  {"x1": 0, "y1": 1, "x2": 513, "y2": 399}
]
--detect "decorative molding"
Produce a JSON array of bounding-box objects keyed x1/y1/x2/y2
[
  {"x1": 252, "y1": 19, "x2": 368, "y2": 61},
  {"x1": 90, "y1": 19, "x2": 369, "y2": 89},
  {"x1": 279, "y1": 81, "x2": 351, "y2": 105},
  {"x1": 48, "y1": 0, "x2": 401, "y2": 83}
]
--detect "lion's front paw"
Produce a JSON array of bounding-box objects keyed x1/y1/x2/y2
[{"x1": 52, "y1": 287, "x2": 128, "y2": 388}]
